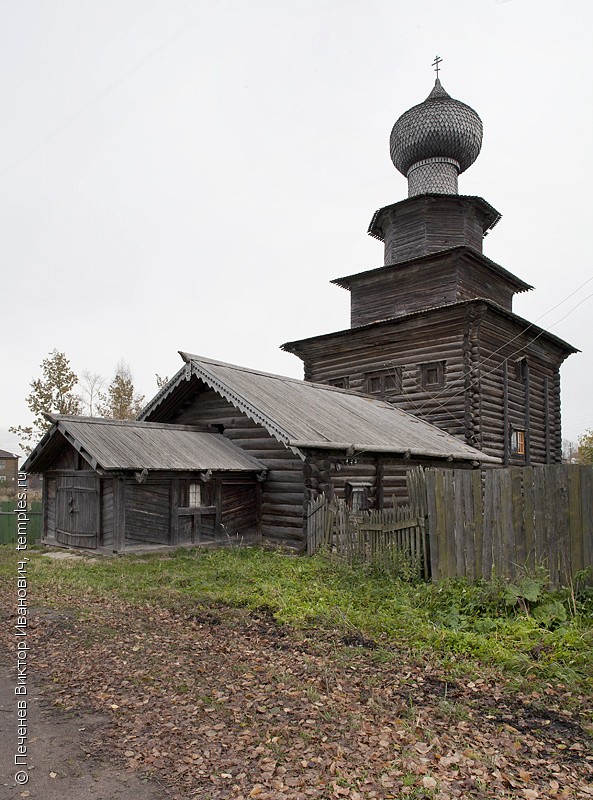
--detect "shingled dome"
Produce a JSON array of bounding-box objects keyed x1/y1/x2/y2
[{"x1": 390, "y1": 79, "x2": 483, "y2": 196}]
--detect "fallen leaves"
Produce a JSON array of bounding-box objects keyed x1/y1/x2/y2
[{"x1": 3, "y1": 589, "x2": 592, "y2": 800}]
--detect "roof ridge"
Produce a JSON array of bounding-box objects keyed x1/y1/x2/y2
[
  {"x1": 52, "y1": 415, "x2": 213, "y2": 433},
  {"x1": 181, "y1": 352, "x2": 359, "y2": 395}
]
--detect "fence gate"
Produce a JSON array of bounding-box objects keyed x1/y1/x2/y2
[{"x1": 306, "y1": 471, "x2": 429, "y2": 579}]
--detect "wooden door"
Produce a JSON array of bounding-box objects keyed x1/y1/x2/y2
[{"x1": 56, "y1": 475, "x2": 100, "y2": 548}]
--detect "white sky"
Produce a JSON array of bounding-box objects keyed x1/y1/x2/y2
[{"x1": 2, "y1": 0, "x2": 592, "y2": 455}]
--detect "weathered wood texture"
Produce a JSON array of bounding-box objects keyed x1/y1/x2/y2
[
  {"x1": 425, "y1": 465, "x2": 593, "y2": 587},
  {"x1": 344, "y1": 249, "x2": 519, "y2": 327},
  {"x1": 49, "y1": 444, "x2": 93, "y2": 472},
  {"x1": 220, "y1": 480, "x2": 258, "y2": 540},
  {"x1": 124, "y1": 480, "x2": 171, "y2": 544},
  {"x1": 170, "y1": 384, "x2": 306, "y2": 549},
  {"x1": 373, "y1": 196, "x2": 493, "y2": 265},
  {"x1": 307, "y1": 493, "x2": 429, "y2": 578},
  {"x1": 287, "y1": 302, "x2": 567, "y2": 464},
  {"x1": 477, "y1": 316, "x2": 565, "y2": 464},
  {"x1": 42, "y1": 477, "x2": 57, "y2": 542},
  {"x1": 101, "y1": 478, "x2": 114, "y2": 548},
  {"x1": 54, "y1": 474, "x2": 100, "y2": 549}
]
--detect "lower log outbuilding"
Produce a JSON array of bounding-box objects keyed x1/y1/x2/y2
[
  {"x1": 23, "y1": 415, "x2": 266, "y2": 553},
  {"x1": 24, "y1": 355, "x2": 498, "y2": 553}
]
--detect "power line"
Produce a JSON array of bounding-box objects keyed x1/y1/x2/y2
[
  {"x1": 414, "y1": 279, "x2": 593, "y2": 415},
  {"x1": 420, "y1": 289, "x2": 593, "y2": 417}
]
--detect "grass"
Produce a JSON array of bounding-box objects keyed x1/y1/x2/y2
[{"x1": 1, "y1": 544, "x2": 592, "y2": 699}]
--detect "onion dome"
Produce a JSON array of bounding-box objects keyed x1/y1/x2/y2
[{"x1": 390, "y1": 79, "x2": 483, "y2": 197}]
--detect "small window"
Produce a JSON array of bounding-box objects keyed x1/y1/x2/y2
[
  {"x1": 420, "y1": 361, "x2": 445, "y2": 389},
  {"x1": 364, "y1": 368, "x2": 402, "y2": 396},
  {"x1": 515, "y1": 357, "x2": 528, "y2": 381},
  {"x1": 0, "y1": 476, "x2": 5, "y2": 483},
  {"x1": 0, "y1": 461, "x2": 5, "y2": 469},
  {"x1": 511, "y1": 429, "x2": 526, "y2": 456},
  {"x1": 368, "y1": 375, "x2": 382, "y2": 394},
  {"x1": 329, "y1": 377, "x2": 350, "y2": 389},
  {"x1": 346, "y1": 482, "x2": 371, "y2": 512},
  {"x1": 384, "y1": 372, "x2": 402, "y2": 394},
  {"x1": 188, "y1": 482, "x2": 202, "y2": 507}
]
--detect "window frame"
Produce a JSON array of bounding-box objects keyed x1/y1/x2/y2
[
  {"x1": 364, "y1": 368, "x2": 402, "y2": 397},
  {"x1": 345, "y1": 481, "x2": 372, "y2": 513},
  {"x1": 510, "y1": 428, "x2": 526, "y2": 457},
  {"x1": 419, "y1": 360, "x2": 446, "y2": 390},
  {"x1": 188, "y1": 482, "x2": 202, "y2": 508},
  {"x1": 329, "y1": 376, "x2": 350, "y2": 390}
]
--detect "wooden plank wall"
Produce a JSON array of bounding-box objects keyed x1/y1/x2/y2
[
  {"x1": 306, "y1": 494, "x2": 429, "y2": 579},
  {"x1": 43, "y1": 477, "x2": 57, "y2": 542},
  {"x1": 220, "y1": 481, "x2": 258, "y2": 539},
  {"x1": 380, "y1": 197, "x2": 485, "y2": 265},
  {"x1": 425, "y1": 465, "x2": 593, "y2": 587},
  {"x1": 172, "y1": 388, "x2": 306, "y2": 549},
  {"x1": 349, "y1": 259, "x2": 460, "y2": 326},
  {"x1": 124, "y1": 480, "x2": 171, "y2": 544},
  {"x1": 348, "y1": 253, "x2": 515, "y2": 329},
  {"x1": 101, "y1": 478, "x2": 114, "y2": 548}
]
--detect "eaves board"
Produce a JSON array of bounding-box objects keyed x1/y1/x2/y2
[{"x1": 187, "y1": 360, "x2": 305, "y2": 460}]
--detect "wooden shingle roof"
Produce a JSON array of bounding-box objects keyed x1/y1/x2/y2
[
  {"x1": 22, "y1": 416, "x2": 265, "y2": 475},
  {"x1": 141, "y1": 354, "x2": 499, "y2": 464}
]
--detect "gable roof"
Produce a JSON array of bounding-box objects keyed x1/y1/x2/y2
[
  {"x1": 140, "y1": 353, "x2": 499, "y2": 464},
  {"x1": 0, "y1": 449, "x2": 18, "y2": 459},
  {"x1": 22, "y1": 416, "x2": 265, "y2": 475}
]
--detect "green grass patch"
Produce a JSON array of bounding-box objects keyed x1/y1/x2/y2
[{"x1": 1, "y1": 544, "x2": 592, "y2": 698}]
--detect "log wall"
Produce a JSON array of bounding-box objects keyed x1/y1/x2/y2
[
  {"x1": 478, "y1": 315, "x2": 565, "y2": 465},
  {"x1": 171, "y1": 386, "x2": 307, "y2": 549},
  {"x1": 347, "y1": 251, "x2": 516, "y2": 328},
  {"x1": 295, "y1": 308, "x2": 470, "y2": 443},
  {"x1": 289, "y1": 302, "x2": 567, "y2": 464}
]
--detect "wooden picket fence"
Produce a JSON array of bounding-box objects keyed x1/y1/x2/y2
[
  {"x1": 306, "y1": 465, "x2": 593, "y2": 587},
  {"x1": 425, "y1": 464, "x2": 593, "y2": 587},
  {"x1": 306, "y1": 482, "x2": 429, "y2": 579}
]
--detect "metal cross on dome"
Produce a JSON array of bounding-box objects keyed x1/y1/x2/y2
[{"x1": 432, "y1": 55, "x2": 442, "y2": 78}]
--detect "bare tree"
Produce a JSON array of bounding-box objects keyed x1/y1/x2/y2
[{"x1": 79, "y1": 371, "x2": 105, "y2": 417}]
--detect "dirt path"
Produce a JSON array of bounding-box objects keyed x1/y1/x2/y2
[{"x1": 0, "y1": 666, "x2": 166, "y2": 800}]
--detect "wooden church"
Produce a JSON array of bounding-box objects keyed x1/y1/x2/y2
[
  {"x1": 284, "y1": 76, "x2": 576, "y2": 465},
  {"x1": 23, "y1": 70, "x2": 576, "y2": 553}
]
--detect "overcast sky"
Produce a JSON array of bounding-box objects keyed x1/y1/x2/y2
[{"x1": 2, "y1": 0, "x2": 592, "y2": 455}]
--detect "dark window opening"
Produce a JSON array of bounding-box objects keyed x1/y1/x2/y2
[
  {"x1": 420, "y1": 361, "x2": 445, "y2": 389},
  {"x1": 329, "y1": 377, "x2": 350, "y2": 389},
  {"x1": 515, "y1": 357, "x2": 528, "y2": 381},
  {"x1": 364, "y1": 368, "x2": 402, "y2": 396},
  {"x1": 368, "y1": 375, "x2": 382, "y2": 393}
]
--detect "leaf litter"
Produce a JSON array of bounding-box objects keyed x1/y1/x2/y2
[{"x1": 2, "y1": 588, "x2": 592, "y2": 799}]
